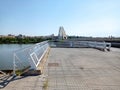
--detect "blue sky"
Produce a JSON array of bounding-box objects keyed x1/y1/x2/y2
[{"x1": 0, "y1": 0, "x2": 120, "y2": 37}]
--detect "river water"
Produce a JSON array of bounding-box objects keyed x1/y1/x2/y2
[{"x1": 0, "y1": 44, "x2": 33, "y2": 70}]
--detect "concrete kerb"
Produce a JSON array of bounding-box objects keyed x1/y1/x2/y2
[
  {"x1": 21, "y1": 47, "x2": 51, "y2": 76},
  {"x1": 37, "y1": 47, "x2": 51, "y2": 74}
]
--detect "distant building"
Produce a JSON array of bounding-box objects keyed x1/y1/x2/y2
[
  {"x1": 58, "y1": 26, "x2": 67, "y2": 40},
  {"x1": 17, "y1": 34, "x2": 25, "y2": 39},
  {"x1": 7, "y1": 34, "x2": 15, "y2": 38}
]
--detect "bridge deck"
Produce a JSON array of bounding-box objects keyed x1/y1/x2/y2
[
  {"x1": 1, "y1": 48, "x2": 120, "y2": 90},
  {"x1": 44, "y1": 48, "x2": 120, "y2": 90}
]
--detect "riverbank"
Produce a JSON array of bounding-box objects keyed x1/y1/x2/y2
[{"x1": 0, "y1": 37, "x2": 51, "y2": 44}]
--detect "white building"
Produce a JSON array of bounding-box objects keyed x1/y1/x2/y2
[{"x1": 58, "y1": 26, "x2": 67, "y2": 40}]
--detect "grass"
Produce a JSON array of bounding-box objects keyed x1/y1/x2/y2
[
  {"x1": 15, "y1": 70, "x2": 22, "y2": 76},
  {"x1": 43, "y1": 79, "x2": 48, "y2": 90}
]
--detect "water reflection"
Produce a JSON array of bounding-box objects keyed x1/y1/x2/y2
[{"x1": 0, "y1": 44, "x2": 33, "y2": 70}]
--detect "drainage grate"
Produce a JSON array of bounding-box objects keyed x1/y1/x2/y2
[{"x1": 48, "y1": 63, "x2": 59, "y2": 67}]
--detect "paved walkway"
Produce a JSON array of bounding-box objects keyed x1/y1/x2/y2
[
  {"x1": 0, "y1": 75, "x2": 46, "y2": 90},
  {"x1": 1, "y1": 48, "x2": 120, "y2": 90},
  {"x1": 44, "y1": 48, "x2": 120, "y2": 90}
]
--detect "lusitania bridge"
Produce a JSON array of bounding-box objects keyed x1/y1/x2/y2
[
  {"x1": 1, "y1": 40, "x2": 120, "y2": 90},
  {"x1": 0, "y1": 40, "x2": 111, "y2": 76}
]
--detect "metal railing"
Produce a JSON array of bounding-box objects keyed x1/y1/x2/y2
[
  {"x1": 13, "y1": 41, "x2": 49, "y2": 75},
  {"x1": 49, "y1": 41, "x2": 111, "y2": 51},
  {"x1": 13, "y1": 40, "x2": 111, "y2": 75},
  {"x1": 88, "y1": 41, "x2": 111, "y2": 50}
]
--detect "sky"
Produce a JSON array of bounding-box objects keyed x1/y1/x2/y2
[{"x1": 0, "y1": 0, "x2": 120, "y2": 37}]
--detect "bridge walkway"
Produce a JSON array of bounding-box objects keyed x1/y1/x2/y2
[
  {"x1": 43, "y1": 48, "x2": 120, "y2": 90},
  {"x1": 1, "y1": 48, "x2": 120, "y2": 90}
]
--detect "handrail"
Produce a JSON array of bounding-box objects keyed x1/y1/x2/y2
[
  {"x1": 49, "y1": 41, "x2": 111, "y2": 51},
  {"x1": 13, "y1": 41, "x2": 49, "y2": 76}
]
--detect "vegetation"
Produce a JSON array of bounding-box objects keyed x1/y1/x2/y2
[
  {"x1": 43, "y1": 79, "x2": 48, "y2": 90},
  {"x1": 0, "y1": 37, "x2": 52, "y2": 44}
]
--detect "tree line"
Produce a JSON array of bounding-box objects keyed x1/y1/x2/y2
[{"x1": 0, "y1": 37, "x2": 52, "y2": 44}]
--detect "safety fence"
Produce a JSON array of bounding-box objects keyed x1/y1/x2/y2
[
  {"x1": 49, "y1": 41, "x2": 111, "y2": 51},
  {"x1": 13, "y1": 41, "x2": 49, "y2": 75},
  {"x1": 0, "y1": 40, "x2": 111, "y2": 76}
]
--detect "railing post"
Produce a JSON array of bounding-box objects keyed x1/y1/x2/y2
[
  {"x1": 103, "y1": 41, "x2": 106, "y2": 50},
  {"x1": 13, "y1": 53, "x2": 16, "y2": 76},
  {"x1": 70, "y1": 41, "x2": 73, "y2": 47}
]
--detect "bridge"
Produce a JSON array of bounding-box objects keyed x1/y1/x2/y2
[
  {"x1": 1, "y1": 40, "x2": 120, "y2": 89},
  {"x1": 12, "y1": 41, "x2": 111, "y2": 75},
  {"x1": 0, "y1": 40, "x2": 111, "y2": 75}
]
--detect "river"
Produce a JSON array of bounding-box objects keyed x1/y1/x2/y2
[{"x1": 0, "y1": 44, "x2": 33, "y2": 70}]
